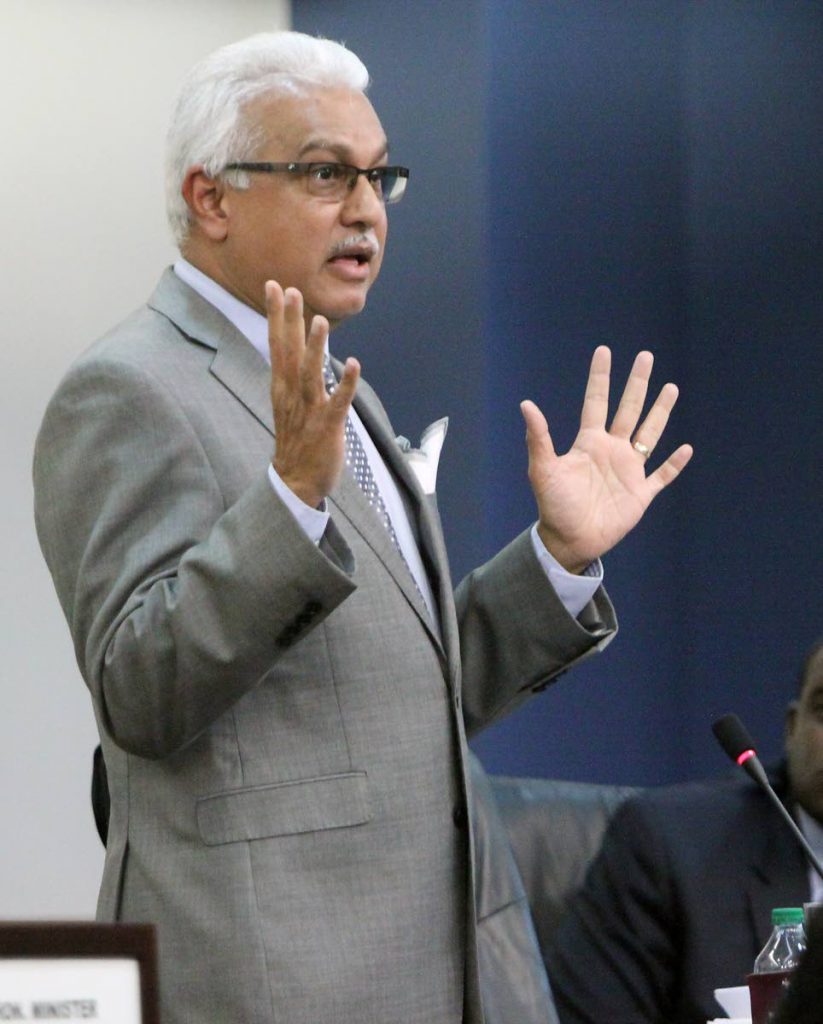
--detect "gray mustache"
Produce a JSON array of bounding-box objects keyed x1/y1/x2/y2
[{"x1": 327, "y1": 232, "x2": 380, "y2": 260}]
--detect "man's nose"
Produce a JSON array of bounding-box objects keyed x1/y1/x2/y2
[{"x1": 340, "y1": 175, "x2": 385, "y2": 226}]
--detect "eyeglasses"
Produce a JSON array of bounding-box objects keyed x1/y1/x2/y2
[{"x1": 222, "y1": 161, "x2": 409, "y2": 204}]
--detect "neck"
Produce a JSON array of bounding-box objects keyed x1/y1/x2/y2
[{"x1": 180, "y1": 239, "x2": 267, "y2": 316}]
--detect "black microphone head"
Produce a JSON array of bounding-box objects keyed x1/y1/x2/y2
[{"x1": 712, "y1": 713, "x2": 757, "y2": 763}]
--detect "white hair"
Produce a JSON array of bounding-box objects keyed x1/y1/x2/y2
[{"x1": 165, "y1": 31, "x2": 370, "y2": 245}]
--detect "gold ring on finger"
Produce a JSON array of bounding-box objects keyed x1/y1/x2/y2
[{"x1": 632, "y1": 440, "x2": 650, "y2": 459}]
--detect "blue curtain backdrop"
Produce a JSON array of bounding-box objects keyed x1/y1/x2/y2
[{"x1": 293, "y1": 1, "x2": 823, "y2": 786}]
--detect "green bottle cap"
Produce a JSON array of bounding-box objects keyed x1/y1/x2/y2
[{"x1": 771, "y1": 907, "x2": 804, "y2": 926}]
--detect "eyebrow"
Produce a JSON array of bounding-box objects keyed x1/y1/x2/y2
[{"x1": 296, "y1": 137, "x2": 390, "y2": 164}]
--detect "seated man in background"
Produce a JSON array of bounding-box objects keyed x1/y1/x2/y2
[{"x1": 546, "y1": 637, "x2": 823, "y2": 1024}]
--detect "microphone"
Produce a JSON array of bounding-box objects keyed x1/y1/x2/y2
[{"x1": 712, "y1": 713, "x2": 823, "y2": 883}]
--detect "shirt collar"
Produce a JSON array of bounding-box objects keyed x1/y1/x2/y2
[{"x1": 174, "y1": 257, "x2": 271, "y2": 364}]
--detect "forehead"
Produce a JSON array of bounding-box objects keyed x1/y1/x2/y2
[{"x1": 248, "y1": 86, "x2": 388, "y2": 161}]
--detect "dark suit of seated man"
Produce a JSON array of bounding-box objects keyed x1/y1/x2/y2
[{"x1": 547, "y1": 638, "x2": 823, "y2": 1024}]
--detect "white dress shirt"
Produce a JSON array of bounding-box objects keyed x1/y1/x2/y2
[{"x1": 173, "y1": 258, "x2": 602, "y2": 626}]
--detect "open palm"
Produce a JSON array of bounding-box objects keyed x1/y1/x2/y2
[{"x1": 523, "y1": 347, "x2": 693, "y2": 573}]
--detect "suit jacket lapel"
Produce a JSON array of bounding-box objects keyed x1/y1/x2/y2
[
  {"x1": 337, "y1": 367, "x2": 448, "y2": 657},
  {"x1": 148, "y1": 268, "x2": 274, "y2": 436}
]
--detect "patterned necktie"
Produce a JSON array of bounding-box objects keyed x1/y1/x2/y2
[
  {"x1": 322, "y1": 358, "x2": 402, "y2": 549},
  {"x1": 323, "y1": 359, "x2": 432, "y2": 621}
]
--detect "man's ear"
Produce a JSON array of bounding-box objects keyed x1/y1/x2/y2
[{"x1": 181, "y1": 165, "x2": 230, "y2": 241}]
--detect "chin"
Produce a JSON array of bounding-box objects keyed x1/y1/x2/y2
[{"x1": 318, "y1": 292, "x2": 370, "y2": 326}]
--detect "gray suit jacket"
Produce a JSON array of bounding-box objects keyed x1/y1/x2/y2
[{"x1": 34, "y1": 269, "x2": 616, "y2": 1024}]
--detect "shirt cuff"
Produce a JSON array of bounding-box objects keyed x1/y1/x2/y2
[
  {"x1": 530, "y1": 523, "x2": 603, "y2": 620},
  {"x1": 267, "y1": 464, "x2": 329, "y2": 545}
]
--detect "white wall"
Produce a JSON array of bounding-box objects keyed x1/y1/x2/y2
[{"x1": 0, "y1": 0, "x2": 289, "y2": 919}]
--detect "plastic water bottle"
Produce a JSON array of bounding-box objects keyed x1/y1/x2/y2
[
  {"x1": 754, "y1": 907, "x2": 807, "y2": 972},
  {"x1": 748, "y1": 907, "x2": 806, "y2": 1024}
]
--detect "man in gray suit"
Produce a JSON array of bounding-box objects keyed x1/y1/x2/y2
[{"x1": 33, "y1": 31, "x2": 692, "y2": 1024}]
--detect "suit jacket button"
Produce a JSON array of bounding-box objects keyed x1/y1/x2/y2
[{"x1": 452, "y1": 803, "x2": 466, "y2": 829}]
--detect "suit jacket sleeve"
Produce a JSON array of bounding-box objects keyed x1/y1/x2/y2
[
  {"x1": 34, "y1": 352, "x2": 357, "y2": 758},
  {"x1": 454, "y1": 530, "x2": 616, "y2": 736}
]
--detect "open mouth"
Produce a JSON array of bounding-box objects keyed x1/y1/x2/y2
[
  {"x1": 330, "y1": 252, "x2": 370, "y2": 265},
  {"x1": 328, "y1": 245, "x2": 374, "y2": 266},
  {"x1": 327, "y1": 233, "x2": 380, "y2": 268}
]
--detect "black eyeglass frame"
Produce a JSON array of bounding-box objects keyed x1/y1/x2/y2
[{"x1": 222, "y1": 161, "x2": 409, "y2": 204}]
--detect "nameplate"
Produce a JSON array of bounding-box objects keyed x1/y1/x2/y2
[{"x1": 0, "y1": 924, "x2": 157, "y2": 1024}]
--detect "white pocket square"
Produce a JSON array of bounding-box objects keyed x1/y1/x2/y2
[{"x1": 398, "y1": 417, "x2": 448, "y2": 495}]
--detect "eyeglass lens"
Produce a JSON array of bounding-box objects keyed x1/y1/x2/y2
[{"x1": 305, "y1": 164, "x2": 406, "y2": 204}]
